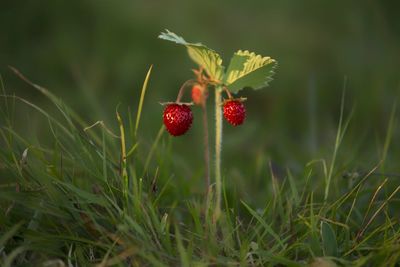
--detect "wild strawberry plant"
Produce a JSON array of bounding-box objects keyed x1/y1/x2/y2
[{"x1": 159, "y1": 30, "x2": 277, "y2": 220}]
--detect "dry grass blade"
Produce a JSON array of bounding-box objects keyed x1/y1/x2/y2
[
  {"x1": 346, "y1": 185, "x2": 400, "y2": 255},
  {"x1": 355, "y1": 177, "x2": 388, "y2": 241}
]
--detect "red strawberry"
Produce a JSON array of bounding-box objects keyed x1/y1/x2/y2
[
  {"x1": 191, "y1": 84, "x2": 206, "y2": 105},
  {"x1": 223, "y1": 100, "x2": 246, "y2": 126},
  {"x1": 163, "y1": 103, "x2": 193, "y2": 136}
]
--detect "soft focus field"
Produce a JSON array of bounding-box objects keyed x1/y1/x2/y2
[{"x1": 1, "y1": 1, "x2": 400, "y2": 266}]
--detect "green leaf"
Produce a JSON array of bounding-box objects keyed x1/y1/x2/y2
[
  {"x1": 320, "y1": 221, "x2": 338, "y2": 257},
  {"x1": 158, "y1": 30, "x2": 224, "y2": 82},
  {"x1": 224, "y1": 50, "x2": 277, "y2": 93}
]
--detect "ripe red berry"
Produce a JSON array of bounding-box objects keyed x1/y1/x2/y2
[
  {"x1": 191, "y1": 84, "x2": 206, "y2": 105},
  {"x1": 163, "y1": 103, "x2": 193, "y2": 136},
  {"x1": 223, "y1": 100, "x2": 246, "y2": 126}
]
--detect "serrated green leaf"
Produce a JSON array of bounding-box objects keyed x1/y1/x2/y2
[
  {"x1": 321, "y1": 221, "x2": 338, "y2": 257},
  {"x1": 224, "y1": 50, "x2": 277, "y2": 93},
  {"x1": 158, "y1": 30, "x2": 224, "y2": 82}
]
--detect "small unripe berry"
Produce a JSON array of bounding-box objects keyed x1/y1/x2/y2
[
  {"x1": 191, "y1": 84, "x2": 206, "y2": 105},
  {"x1": 163, "y1": 103, "x2": 193, "y2": 136},
  {"x1": 223, "y1": 100, "x2": 246, "y2": 126}
]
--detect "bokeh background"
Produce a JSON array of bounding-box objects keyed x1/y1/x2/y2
[{"x1": 1, "y1": 1, "x2": 400, "y2": 195}]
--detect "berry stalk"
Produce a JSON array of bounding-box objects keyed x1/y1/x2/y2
[
  {"x1": 214, "y1": 85, "x2": 223, "y2": 221},
  {"x1": 176, "y1": 80, "x2": 195, "y2": 103},
  {"x1": 201, "y1": 102, "x2": 210, "y2": 191}
]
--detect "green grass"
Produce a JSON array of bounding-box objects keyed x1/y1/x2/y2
[{"x1": 1, "y1": 69, "x2": 400, "y2": 267}]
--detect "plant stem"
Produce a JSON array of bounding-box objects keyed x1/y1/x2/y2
[
  {"x1": 223, "y1": 86, "x2": 233, "y2": 99},
  {"x1": 214, "y1": 86, "x2": 223, "y2": 221},
  {"x1": 202, "y1": 102, "x2": 210, "y2": 192},
  {"x1": 176, "y1": 80, "x2": 195, "y2": 103}
]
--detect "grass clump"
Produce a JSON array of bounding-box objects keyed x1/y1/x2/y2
[{"x1": 0, "y1": 68, "x2": 400, "y2": 267}]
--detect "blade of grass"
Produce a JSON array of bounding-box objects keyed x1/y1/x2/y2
[
  {"x1": 381, "y1": 103, "x2": 397, "y2": 171},
  {"x1": 2, "y1": 246, "x2": 29, "y2": 267},
  {"x1": 174, "y1": 225, "x2": 190, "y2": 267},
  {"x1": 143, "y1": 125, "x2": 165, "y2": 174},
  {"x1": 355, "y1": 185, "x2": 400, "y2": 243},
  {"x1": 357, "y1": 178, "x2": 388, "y2": 238},
  {"x1": 325, "y1": 83, "x2": 354, "y2": 202},
  {"x1": 116, "y1": 107, "x2": 128, "y2": 204},
  {"x1": 135, "y1": 65, "x2": 153, "y2": 138},
  {"x1": 0, "y1": 221, "x2": 24, "y2": 248},
  {"x1": 241, "y1": 201, "x2": 284, "y2": 249},
  {"x1": 286, "y1": 168, "x2": 300, "y2": 207}
]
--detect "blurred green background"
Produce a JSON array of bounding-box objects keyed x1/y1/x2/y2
[{"x1": 1, "y1": 0, "x2": 400, "y2": 189}]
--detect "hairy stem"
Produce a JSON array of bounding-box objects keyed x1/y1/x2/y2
[
  {"x1": 214, "y1": 86, "x2": 223, "y2": 221},
  {"x1": 176, "y1": 79, "x2": 195, "y2": 103},
  {"x1": 202, "y1": 102, "x2": 210, "y2": 192}
]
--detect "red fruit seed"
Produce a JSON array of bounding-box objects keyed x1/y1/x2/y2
[
  {"x1": 223, "y1": 100, "x2": 246, "y2": 126},
  {"x1": 163, "y1": 104, "x2": 193, "y2": 136}
]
